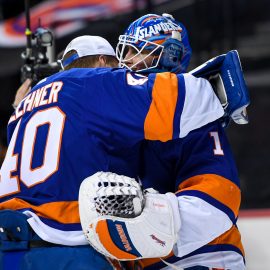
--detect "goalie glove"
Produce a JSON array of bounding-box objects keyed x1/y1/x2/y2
[{"x1": 79, "y1": 172, "x2": 180, "y2": 260}]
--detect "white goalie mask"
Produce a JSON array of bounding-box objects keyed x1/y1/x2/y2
[
  {"x1": 116, "y1": 34, "x2": 164, "y2": 73},
  {"x1": 116, "y1": 13, "x2": 192, "y2": 74}
]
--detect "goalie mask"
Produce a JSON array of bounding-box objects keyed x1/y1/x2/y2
[{"x1": 116, "y1": 13, "x2": 192, "y2": 73}]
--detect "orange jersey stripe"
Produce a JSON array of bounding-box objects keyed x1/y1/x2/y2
[
  {"x1": 208, "y1": 225, "x2": 245, "y2": 256},
  {"x1": 177, "y1": 174, "x2": 241, "y2": 218},
  {"x1": 127, "y1": 251, "x2": 174, "y2": 269},
  {"x1": 96, "y1": 220, "x2": 137, "y2": 260},
  {"x1": 0, "y1": 198, "x2": 79, "y2": 224},
  {"x1": 144, "y1": 72, "x2": 178, "y2": 142}
]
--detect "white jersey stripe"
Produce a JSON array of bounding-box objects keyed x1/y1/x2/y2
[{"x1": 180, "y1": 74, "x2": 224, "y2": 138}]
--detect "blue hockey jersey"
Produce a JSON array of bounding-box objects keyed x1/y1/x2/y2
[
  {"x1": 0, "y1": 68, "x2": 229, "y2": 264},
  {"x1": 131, "y1": 121, "x2": 245, "y2": 270}
]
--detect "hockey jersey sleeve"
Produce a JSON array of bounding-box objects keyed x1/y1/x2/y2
[
  {"x1": 138, "y1": 122, "x2": 245, "y2": 269},
  {"x1": 127, "y1": 120, "x2": 245, "y2": 269},
  {"x1": 173, "y1": 120, "x2": 244, "y2": 268},
  {"x1": 80, "y1": 69, "x2": 224, "y2": 145}
]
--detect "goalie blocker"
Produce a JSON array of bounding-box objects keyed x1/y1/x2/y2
[
  {"x1": 79, "y1": 172, "x2": 180, "y2": 260},
  {"x1": 189, "y1": 50, "x2": 250, "y2": 127}
]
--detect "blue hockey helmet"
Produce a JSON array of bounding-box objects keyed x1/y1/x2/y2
[{"x1": 116, "y1": 13, "x2": 192, "y2": 73}]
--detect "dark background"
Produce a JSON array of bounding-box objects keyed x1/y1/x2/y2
[{"x1": 0, "y1": 0, "x2": 269, "y2": 209}]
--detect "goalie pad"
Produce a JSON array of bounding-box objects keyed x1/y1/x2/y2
[
  {"x1": 189, "y1": 50, "x2": 250, "y2": 127},
  {"x1": 79, "y1": 172, "x2": 180, "y2": 260}
]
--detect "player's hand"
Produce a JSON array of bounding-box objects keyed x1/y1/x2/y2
[
  {"x1": 79, "y1": 172, "x2": 180, "y2": 260},
  {"x1": 13, "y1": 79, "x2": 32, "y2": 109}
]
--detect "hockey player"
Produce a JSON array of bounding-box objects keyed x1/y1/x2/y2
[
  {"x1": 112, "y1": 13, "x2": 246, "y2": 270},
  {"x1": 0, "y1": 35, "x2": 224, "y2": 270}
]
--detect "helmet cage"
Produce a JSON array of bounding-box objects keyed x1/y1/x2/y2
[{"x1": 116, "y1": 34, "x2": 164, "y2": 72}]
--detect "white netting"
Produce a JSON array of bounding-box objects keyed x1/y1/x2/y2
[{"x1": 92, "y1": 172, "x2": 144, "y2": 218}]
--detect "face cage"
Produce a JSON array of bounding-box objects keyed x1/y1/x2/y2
[{"x1": 116, "y1": 34, "x2": 164, "y2": 72}]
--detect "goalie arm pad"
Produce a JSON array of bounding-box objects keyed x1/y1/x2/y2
[
  {"x1": 189, "y1": 50, "x2": 250, "y2": 126},
  {"x1": 79, "y1": 172, "x2": 180, "y2": 260}
]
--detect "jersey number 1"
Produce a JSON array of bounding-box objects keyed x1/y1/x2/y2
[{"x1": 209, "y1": 131, "x2": 224, "y2": 155}]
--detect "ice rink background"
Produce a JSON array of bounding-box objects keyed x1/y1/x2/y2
[{"x1": 239, "y1": 210, "x2": 270, "y2": 269}]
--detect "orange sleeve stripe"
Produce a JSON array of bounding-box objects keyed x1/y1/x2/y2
[
  {"x1": 208, "y1": 225, "x2": 245, "y2": 256},
  {"x1": 95, "y1": 220, "x2": 137, "y2": 260},
  {"x1": 0, "y1": 198, "x2": 79, "y2": 224},
  {"x1": 144, "y1": 72, "x2": 178, "y2": 142},
  {"x1": 177, "y1": 174, "x2": 241, "y2": 218}
]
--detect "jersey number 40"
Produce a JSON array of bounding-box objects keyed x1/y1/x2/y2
[{"x1": 0, "y1": 107, "x2": 65, "y2": 197}]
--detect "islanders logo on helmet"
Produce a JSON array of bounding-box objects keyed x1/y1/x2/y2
[{"x1": 116, "y1": 13, "x2": 192, "y2": 73}]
